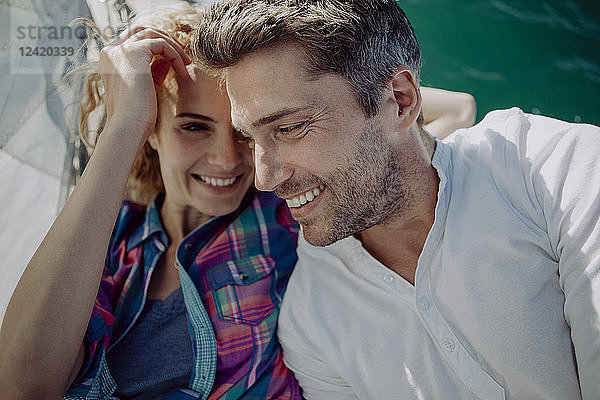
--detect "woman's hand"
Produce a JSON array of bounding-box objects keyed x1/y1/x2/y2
[
  {"x1": 99, "y1": 26, "x2": 192, "y2": 137},
  {"x1": 420, "y1": 87, "x2": 476, "y2": 139}
]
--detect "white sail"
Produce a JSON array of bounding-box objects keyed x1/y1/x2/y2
[{"x1": 0, "y1": 0, "x2": 216, "y2": 324}]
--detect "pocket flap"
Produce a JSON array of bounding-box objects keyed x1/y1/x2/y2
[{"x1": 207, "y1": 254, "x2": 275, "y2": 288}]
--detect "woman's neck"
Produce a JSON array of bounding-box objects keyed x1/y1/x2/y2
[{"x1": 159, "y1": 195, "x2": 211, "y2": 244}]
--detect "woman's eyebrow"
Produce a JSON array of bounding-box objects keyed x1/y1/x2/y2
[{"x1": 175, "y1": 112, "x2": 215, "y2": 121}]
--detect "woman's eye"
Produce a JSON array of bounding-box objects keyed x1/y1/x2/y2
[{"x1": 181, "y1": 122, "x2": 210, "y2": 132}]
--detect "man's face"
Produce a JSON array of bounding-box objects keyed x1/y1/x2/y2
[{"x1": 226, "y1": 43, "x2": 421, "y2": 246}]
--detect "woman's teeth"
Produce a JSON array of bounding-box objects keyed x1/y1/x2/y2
[
  {"x1": 286, "y1": 185, "x2": 325, "y2": 208},
  {"x1": 196, "y1": 175, "x2": 237, "y2": 187}
]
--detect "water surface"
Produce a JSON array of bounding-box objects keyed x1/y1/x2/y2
[{"x1": 402, "y1": 0, "x2": 600, "y2": 124}]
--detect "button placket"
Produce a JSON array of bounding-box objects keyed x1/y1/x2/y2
[
  {"x1": 442, "y1": 336, "x2": 456, "y2": 352},
  {"x1": 178, "y1": 267, "x2": 217, "y2": 398},
  {"x1": 410, "y1": 146, "x2": 505, "y2": 399},
  {"x1": 415, "y1": 264, "x2": 505, "y2": 400},
  {"x1": 417, "y1": 296, "x2": 431, "y2": 312}
]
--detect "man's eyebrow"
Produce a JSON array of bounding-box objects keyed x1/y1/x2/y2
[
  {"x1": 175, "y1": 112, "x2": 215, "y2": 121},
  {"x1": 251, "y1": 106, "x2": 313, "y2": 128}
]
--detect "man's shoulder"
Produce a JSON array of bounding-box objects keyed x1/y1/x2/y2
[
  {"x1": 283, "y1": 235, "x2": 355, "y2": 302},
  {"x1": 443, "y1": 107, "x2": 599, "y2": 175},
  {"x1": 283, "y1": 234, "x2": 378, "y2": 319},
  {"x1": 296, "y1": 234, "x2": 353, "y2": 273},
  {"x1": 446, "y1": 107, "x2": 596, "y2": 146},
  {"x1": 280, "y1": 235, "x2": 367, "y2": 343}
]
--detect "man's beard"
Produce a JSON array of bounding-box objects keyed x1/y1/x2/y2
[{"x1": 278, "y1": 119, "x2": 413, "y2": 247}]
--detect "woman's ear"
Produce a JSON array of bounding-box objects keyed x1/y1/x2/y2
[{"x1": 389, "y1": 67, "x2": 421, "y2": 131}]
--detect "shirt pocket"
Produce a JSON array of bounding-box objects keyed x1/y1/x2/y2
[{"x1": 207, "y1": 254, "x2": 276, "y2": 326}]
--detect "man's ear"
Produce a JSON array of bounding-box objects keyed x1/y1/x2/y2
[
  {"x1": 148, "y1": 131, "x2": 159, "y2": 150},
  {"x1": 389, "y1": 67, "x2": 421, "y2": 131}
]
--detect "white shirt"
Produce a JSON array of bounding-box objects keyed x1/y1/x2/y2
[{"x1": 278, "y1": 108, "x2": 600, "y2": 400}]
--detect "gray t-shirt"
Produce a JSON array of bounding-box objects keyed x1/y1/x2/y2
[{"x1": 106, "y1": 287, "x2": 193, "y2": 399}]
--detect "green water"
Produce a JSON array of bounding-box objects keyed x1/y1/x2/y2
[{"x1": 400, "y1": 0, "x2": 600, "y2": 125}]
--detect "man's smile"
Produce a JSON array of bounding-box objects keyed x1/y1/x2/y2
[{"x1": 284, "y1": 184, "x2": 325, "y2": 208}]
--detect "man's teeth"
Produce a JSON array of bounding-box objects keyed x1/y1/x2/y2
[
  {"x1": 286, "y1": 185, "x2": 325, "y2": 208},
  {"x1": 197, "y1": 175, "x2": 237, "y2": 187}
]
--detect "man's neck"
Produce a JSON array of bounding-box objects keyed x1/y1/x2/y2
[{"x1": 355, "y1": 153, "x2": 439, "y2": 286}]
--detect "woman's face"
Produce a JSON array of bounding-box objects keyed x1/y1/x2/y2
[{"x1": 149, "y1": 67, "x2": 254, "y2": 218}]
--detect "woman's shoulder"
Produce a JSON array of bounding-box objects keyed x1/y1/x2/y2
[
  {"x1": 250, "y1": 191, "x2": 299, "y2": 234},
  {"x1": 252, "y1": 190, "x2": 283, "y2": 207},
  {"x1": 112, "y1": 199, "x2": 148, "y2": 239},
  {"x1": 105, "y1": 199, "x2": 156, "y2": 264}
]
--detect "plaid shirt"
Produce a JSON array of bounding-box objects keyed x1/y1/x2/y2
[{"x1": 64, "y1": 190, "x2": 301, "y2": 400}]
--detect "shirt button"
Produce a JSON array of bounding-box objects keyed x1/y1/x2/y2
[
  {"x1": 383, "y1": 275, "x2": 395, "y2": 283},
  {"x1": 184, "y1": 243, "x2": 192, "y2": 251},
  {"x1": 442, "y1": 336, "x2": 456, "y2": 352},
  {"x1": 418, "y1": 296, "x2": 431, "y2": 312}
]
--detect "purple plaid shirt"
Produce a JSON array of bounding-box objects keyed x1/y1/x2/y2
[{"x1": 65, "y1": 190, "x2": 301, "y2": 400}]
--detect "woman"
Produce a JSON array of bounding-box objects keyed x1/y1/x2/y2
[
  {"x1": 420, "y1": 86, "x2": 476, "y2": 138},
  {"x1": 0, "y1": 4, "x2": 300, "y2": 399},
  {"x1": 0, "y1": 4, "x2": 476, "y2": 399}
]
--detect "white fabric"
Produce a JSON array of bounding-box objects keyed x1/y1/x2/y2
[
  {"x1": 278, "y1": 108, "x2": 600, "y2": 400},
  {"x1": 0, "y1": 73, "x2": 69, "y2": 324},
  {"x1": 0, "y1": 0, "x2": 78, "y2": 324},
  {"x1": 0, "y1": 151, "x2": 62, "y2": 323}
]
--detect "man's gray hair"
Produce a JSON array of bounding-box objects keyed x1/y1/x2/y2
[{"x1": 192, "y1": 0, "x2": 421, "y2": 118}]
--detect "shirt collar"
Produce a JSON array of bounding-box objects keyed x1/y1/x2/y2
[
  {"x1": 127, "y1": 194, "x2": 168, "y2": 252},
  {"x1": 126, "y1": 190, "x2": 258, "y2": 253}
]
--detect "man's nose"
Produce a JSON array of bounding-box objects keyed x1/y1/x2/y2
[{"x1": 253, "y1": 142, "x2": 293, "y2": 192}]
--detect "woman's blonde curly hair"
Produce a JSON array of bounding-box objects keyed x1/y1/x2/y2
[{"x1": 70, "y1": 2, "x2": 207, "y2": 204}]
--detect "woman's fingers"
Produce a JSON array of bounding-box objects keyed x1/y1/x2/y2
[
  {"x1": 137, "y1": 38, "x2": 191, "y2": 79},
  {"x1": 105, "y1": 26, "x2": 192, "y2": 81},
  {"x1": 150, "y1": 57, "x2": 171, "y2": 86},
  {"x1": 111, "y1": 25, "x2": 185, "y2": 50},
  {"x1": 119, "y1": 27, "x2": 191, "y2": 65},
  {"x1": 98, "y1": 25, "x2": 192, "y2": 130}
]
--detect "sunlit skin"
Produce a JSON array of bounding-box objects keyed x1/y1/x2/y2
[
  {"x1": 225, "y1": 42, "x2": 439, "y2": 284},
  {"x1": 147, "y1": 66, "x2": 254, "y2": 299}
]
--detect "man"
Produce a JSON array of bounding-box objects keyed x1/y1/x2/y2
[{"x1": 192, "y1": 1, "x2": 600, "y2": 398}]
